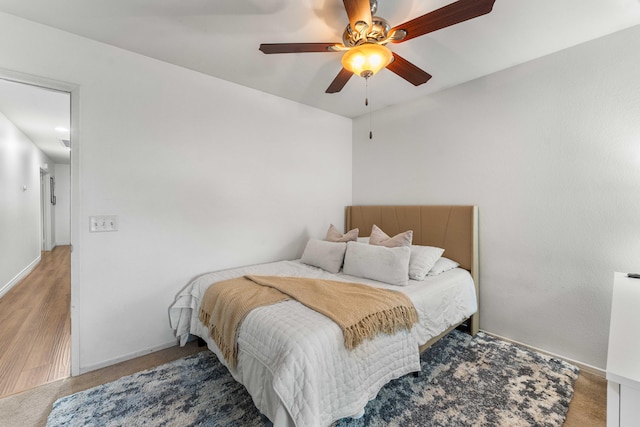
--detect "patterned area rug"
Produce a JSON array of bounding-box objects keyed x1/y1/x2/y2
[{"x1": 46, "y1": 331, "x2": 579, "y2": 427}]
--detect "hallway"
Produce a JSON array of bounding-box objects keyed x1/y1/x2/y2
[{"x1": 0, "y1": 246, "x2": 70, "y2": 398}]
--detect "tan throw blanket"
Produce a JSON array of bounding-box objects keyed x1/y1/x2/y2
[{"x1": 199, "y1": 275, "x2": 418, "y2": 368}]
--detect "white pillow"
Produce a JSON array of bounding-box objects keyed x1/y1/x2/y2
[
  {"x1": 343, "y1": 241, "x2": 411, "y2": 286},
  {"x1": 427, "y1": 257, "x2": 460, "y2": 276},
  {"x1": 369, "y1": 224, "x2": 413, "y2": 247},
  {"x1": 409, "y1": 245, "x2": 445, "y2": 281},
  {"x1": 357, "y1": 237, "x2": 370, "y2": 244},
  {"x1": 300, "y1": 239, "x2": 347, "y2": 274}
]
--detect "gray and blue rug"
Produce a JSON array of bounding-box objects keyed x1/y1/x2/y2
[{"x1": 46, "y1": 331, "x2": 579, "y2": 426}]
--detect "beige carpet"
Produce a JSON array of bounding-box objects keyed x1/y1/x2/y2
[{"x1": 0, "y1": 379, "x2": 75, "y2": 427}]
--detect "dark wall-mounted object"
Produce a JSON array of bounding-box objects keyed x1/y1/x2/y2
[{"x1": 50, "y1": 176, "x2": 56, "y2": 205}]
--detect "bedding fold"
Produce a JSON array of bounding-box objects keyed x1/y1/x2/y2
[
  {"x1": 199, "y1": 275, "x2": 418, "y2": 367},
  {"x1": 199, "y1": 278, "x2": 289, "y2": 367}
]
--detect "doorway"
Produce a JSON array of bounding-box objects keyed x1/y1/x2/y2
[
  {"x1": 40, "y1": 169, "x2": 53, "y2": 252},
  {"x1": 0, "y1": 71, "x2": 79, "y2": 394}
]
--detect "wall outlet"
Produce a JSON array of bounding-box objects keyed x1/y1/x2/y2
[{"x1": 90, "y1": 215, "x2": 119, "y2": 232}]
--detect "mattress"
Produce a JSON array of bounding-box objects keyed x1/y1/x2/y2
[{"x1": 169, "y1": 259, "x2": 477, "y2": 427}]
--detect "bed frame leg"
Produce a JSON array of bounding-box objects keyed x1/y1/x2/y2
[{"x1": 469, "y1": 313, "x2": 479, "y2": 336}]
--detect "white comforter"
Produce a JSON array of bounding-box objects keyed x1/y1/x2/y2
[{"x1": 169, "y1": 260, "x2": 477, "y2": 427}]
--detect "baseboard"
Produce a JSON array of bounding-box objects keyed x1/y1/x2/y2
[
  {"x1": 78, "y1": 339, "x2": 178, "y2": 375},
  {"x1": 481, "y1": 330, "x2": 606, "y2": 378},
  {"x1": 0, "y1": 255, "x2": 41, "y2": 299}
]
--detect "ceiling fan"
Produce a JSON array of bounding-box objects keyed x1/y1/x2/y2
[{"x1": 259, "y1": 0, "x2": 496, "y2": 93}]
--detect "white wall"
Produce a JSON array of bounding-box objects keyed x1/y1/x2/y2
[
  {"x1": 0, "y1": 111, "x2": 52, "y2": 296},
  {"x1": 353, "y1": 25, "x2": 640, "y2": 370},
  {"x1": 0, "y1": 12, "x2": 352, "y2": 372},
  {"x1": 53, "y1": 163, "x2": 70, "y2": 245}
]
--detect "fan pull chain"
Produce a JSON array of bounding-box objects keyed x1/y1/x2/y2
[{"x1": 365, "y1": 77, "x2": 373, "y2": 140}]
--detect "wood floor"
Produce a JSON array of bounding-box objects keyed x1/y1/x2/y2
[
  {"x1": 0, "y1": 246, "x2": 71, "y2": 398},
  {"x1": 0, "y1": 246, "x2": 607, "y2": 424},
  {"x1": 565, "y1": 370, "x2": 607, "y2": 426}
]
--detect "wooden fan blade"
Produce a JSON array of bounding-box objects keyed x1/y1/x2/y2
[
  {"x1": 386, "y1": 53, "x2": 432, "y2": 86},
  {"x1": 391, "y1": 0, "x2": 495, "y2": 43},
  {"x1": 259, "y1": 43, "x2": 338, "y2": 54},
  {"x1": 343, "y1": 0, "x2": 372, "y2": 31},
  {"x1": 326, "y1": 68, "x2": 354, "y2": 93}
]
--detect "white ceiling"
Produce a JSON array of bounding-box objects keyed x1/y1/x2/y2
[
  {"x1": 0, "y1": 79, "x2": 70, "y2": 164},
  {"x1": 0, "y1": 0, "x2": 639, "y2": 160}
]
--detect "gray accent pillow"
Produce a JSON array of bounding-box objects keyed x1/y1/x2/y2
[
  {"x1": 409, "y1": 245, "x2": 445, "y2": 281},
  {"x1": 427, "y1": 257, "x2": 460, "y2": 276},
  {"x1": 301, "y1": 239, "x2": 347, "y2": 274},
  {"x1": 343, "y1": 241, "x2": 411, "y2": 286}
]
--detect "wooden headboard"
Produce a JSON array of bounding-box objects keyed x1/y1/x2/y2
[
  {"x1": 346, "y1": 205, "x2": 477, "y2": 271},
  {"x1": 346, "y1": 205, "x2": 479, "y2": 334}
]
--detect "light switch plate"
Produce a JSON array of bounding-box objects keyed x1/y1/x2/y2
[{"x1": 90, "y1": 215, "x2": 119, "y2": 232}]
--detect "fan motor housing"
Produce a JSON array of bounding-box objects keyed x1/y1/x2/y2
[{"x1": 342, "y1": 16, "x2": 391, "y2": 47}]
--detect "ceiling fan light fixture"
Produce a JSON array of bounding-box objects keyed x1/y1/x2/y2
[{"x1": 341, "y1": 43, "x2": 392, "y2": 78}]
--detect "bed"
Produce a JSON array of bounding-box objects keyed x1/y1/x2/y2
[{"x1": 169, "y1": 205, "x2": 479, "y2": 427}]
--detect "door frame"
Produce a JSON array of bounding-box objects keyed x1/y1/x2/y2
[
  {"x1": 40, "y1": 168, "x2": 53, "y2": 251},
  {"x1": 0, "y1": 68, "x2": 81, "y2": 376}
]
